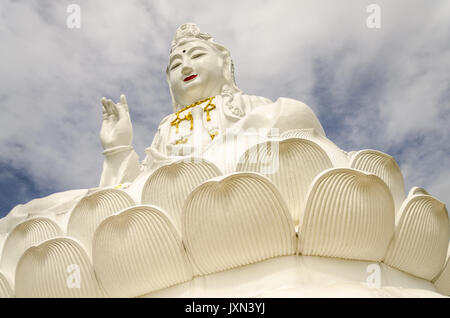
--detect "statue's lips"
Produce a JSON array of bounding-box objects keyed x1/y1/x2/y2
[{"x1": 184, "y1": 74, "x2": 198, "y2": 82}]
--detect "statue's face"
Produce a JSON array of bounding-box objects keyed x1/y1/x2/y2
[{"x1": 168, "y1": 40, "x2": 226, "y2": 108}]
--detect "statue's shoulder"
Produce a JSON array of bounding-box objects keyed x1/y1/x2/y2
[
  {"x1": 157, "y1": 113, "x2": 175, "y2": 128},
  {"x1": 238, "y1": 94, "x2": 314, "y2": 110},
  {"x1": 223, "y1": 93, "x2": 272, "y2": 119},
  {"x1": 236, "y1": 94, "x2": 318, "y2": 115},
  {"x1": 270, "y1": 97, "x2": 320, "y2": 116},
  {"x1": 239, "y1": 93, "x2": 273, "y2": 107}
]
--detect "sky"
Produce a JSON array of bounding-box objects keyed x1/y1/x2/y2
[{"x1": 0, "y1": 0, "x2": 449, "y2": 217}]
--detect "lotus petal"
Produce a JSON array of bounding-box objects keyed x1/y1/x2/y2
[
  {"x1": 182, "y1": 172, "x2": 296, "y2": 276},
  {"x1": 236, "y1": 138, "x2": 332, "y2": 225},
  {"x1": 0, "y1": 190, "x2": 88, "y2": 235},
  {"x1": 434, "y1": 246, "x2": 450, "y2": 296},
  {"x1": 92, "y1": 205, "x2": 192, "y2": 297},
  {"x1": 0, "y1": 205, "x2": 30, "y2": 236},
  {"x1": 67, "y1": 189, "x2": 135, "y2": 256},
  {"x1": 350, "y1": 149, "x2": 405, "y2": 217},
  {"x1": 141, "y1": 159, "x2": 222, "y2": 229},
  {"x1": 299, "y1": 168, "x2": 395, "y2": 261},
  {"x1": 281, "y1": 128, "x2": 349, "y2": 167},
  {"x1": 0, "y1": 272, "x2": 13, "y2": 298},
  {"x1": 384, "y1": 193, "x2": 449, "y2": 281},
  {"x1": 0, "y1": 217, "x2": 62, "y2": 282},
  {"x1": 408, "y1": 186, "x2": 429, "y2": 197},
  {"x1": 15, "y1": 237, "x2": 106, "y2": 297},
  {"x1": 0, "y1": 234, "x2": 6, "y2": 258}
]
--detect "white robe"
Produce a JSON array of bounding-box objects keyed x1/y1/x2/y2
[{"x1": 100, "y1": 93, "x2": 327, "y2": 187}]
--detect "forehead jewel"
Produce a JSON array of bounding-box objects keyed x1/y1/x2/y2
[{"x1": 171, "y1": 23, "x2": 213, "y2": 53}]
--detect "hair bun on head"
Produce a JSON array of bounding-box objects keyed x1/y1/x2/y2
[{"x1": 171, "y1": 23, "x2": 213, "y2": 53}]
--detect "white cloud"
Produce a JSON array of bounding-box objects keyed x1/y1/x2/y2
[{"x1": 0, "y1": 0, "x2": 449, "y2": 214}]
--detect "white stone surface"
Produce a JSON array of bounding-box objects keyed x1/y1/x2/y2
[
  {"x1": 281, "y1": 128, "x2": 349, "y2": 167},
  {"x1": 0, "y1": 272, "x2": 13, "y2": 298},
  {"x1": 143, "y1": 256, "x2": 442, "y2": 298},
  {"x1": 299, "y1": 168, "x2": 395, "y2": 261},
  {"x1": 384, "y1": 192, "x2": 449, "y2": 280},
  {"x1": 349, "y1": 149, "x2": 406, "y2": 217},
  {"x1": 434, "y1": 245, "x2": 450, "y2": 295},
  {"x1": 92, "y1": 205, "x2": 192, "y2": 298},
  {"x1": 0, "y1": 217, "x2": 62, "y2": 285},
  {"x1": 67, "y1": 188, "x2": 135, "y2": 256},
  {"x1": 236, "y1": 138, "x2": 332, "y2": 226},
  {"x1": 141, "y1": 159, "x2": 221, "y2": 230},
  {"x1": 182, "y1": 172, "x2": 296, "y2": 276},
  {"x1": 15, "y1": 237, "x2": 106, "y2": 298}
]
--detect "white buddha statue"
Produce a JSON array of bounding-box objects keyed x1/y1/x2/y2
[
  {"x1": 1, "y1": 23, "x2": 449, "y2": 299},
  {"x1": 99, "y1": 23, "x2": 329, "y2": 187}
]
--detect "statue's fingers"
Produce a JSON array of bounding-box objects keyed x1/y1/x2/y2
[
  {"x1": 120, "y1": 94, "x2": 129, "y2": 113},
  {"x1": 120, "y1": 94, "x2": 127, "y2": 105},
  {"x1": 101, "y1": 97, "x2": 109, "y2": 114},
  {"x1": 102, "y1": 105, "x2": 108, "y2": 120},
  {"x1": 116, "y1": 103, "x2": 129, "y2": 120},
  {"x1": 104, "y1": 100, "x2": 112, "y2": 116},
  {"x1": 107, "y1": 99, "x2": 119, "y2": 118}
]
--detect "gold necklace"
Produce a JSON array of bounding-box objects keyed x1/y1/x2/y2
[{"x1": 170, "y1": 97, "x2": 217, "y2": 140}]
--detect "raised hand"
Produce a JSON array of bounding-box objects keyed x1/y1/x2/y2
[{"x1": 100, "y1": 94, "x2": 133, "y2": 150}]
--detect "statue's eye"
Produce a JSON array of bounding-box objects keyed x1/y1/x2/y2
[
  {"x1": 170, "y1": 63, "x2": 181, "y2": 70},
  {"x1": 192, "y1": 53, "x2": 206, "y2": 59}
]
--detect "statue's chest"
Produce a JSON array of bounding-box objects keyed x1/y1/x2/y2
[{"x1": 167, "y1": 98, "x2": 220, "y2": 152}]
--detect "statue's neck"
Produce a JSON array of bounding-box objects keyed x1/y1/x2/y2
[{"x1": 175, "y1": 95, "x2": 218, "y2": 114}]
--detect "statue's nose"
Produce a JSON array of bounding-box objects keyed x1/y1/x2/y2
[{"x1": 181, "y1": 65, "x2": 193, "y2": 75}]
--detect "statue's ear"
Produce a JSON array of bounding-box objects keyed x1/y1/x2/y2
[
  {"x1": 166, "y1": 69, "x2": 179, "y2": 112},
  {"x1": 221, "y1": 53, "x2": 233, "y2": 83}
]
